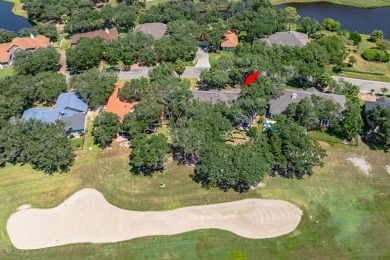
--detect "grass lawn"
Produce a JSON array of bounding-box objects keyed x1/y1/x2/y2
[
  {"x1": 270, "y1": 0, "x2": 390, "y2": 8},
  {"x1": 209, "y1": 51, "x2": 234, "y2": 67},
  {"x1": 0, "y1": 68, "x2": 14, "y2": 79},
  {"x1": 339, "y1": 34, "x2": 390, "y2": 82},
  {"x1": 0, "y1": 119, "x2": 389, "y2": 258}
]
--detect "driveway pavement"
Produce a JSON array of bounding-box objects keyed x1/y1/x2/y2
[
  {"x1": 118, "y1": 68, "x2": 150, "y2": 80},
  {"x1": 195, "y1": 47, "x2": 211, "y2": 68},
  {"x1": 117, "y1": 48, "x2": 211, "y2": 80},
  {"x1": 332, "y1": 76, "x2": 390, "y2": 94}
]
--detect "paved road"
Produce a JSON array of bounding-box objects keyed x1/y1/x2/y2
[
  {"x1": 118, "y1": 68, "x2": 150, "y2": 80},
  {"x1": 118, "y1": 48, "x2": 211, "y2": 80},
  {"x1": 332, "y1": 76, "x2": 390, "y2": 94}
]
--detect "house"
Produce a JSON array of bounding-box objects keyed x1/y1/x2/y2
[
  {"x1": 22, "y1": 92, "x2": 88, "y2": 135},
  {"x1": 192, "y1": 90, "x2": 240, "y2": 104},
  {"x1": 105, "y1": 84, "x2": 137, "y2": 122},
  {"x1": 268, "y1": 88, "x2": 346, "y2": 120},
  {"x1": 261, "y1": 31, "x2": 309, "y2": 47},
  {"x1": 0, "y1": 35, "x2": 50, "y2": 68},
  {"x1": 134, "y1": 23, "x2": 168, "y2": 39},
  {"x1": 70, "y1": 29, "x2": 118, "y2": 45},
  {"x1": 220, "y1": 31, "x2": 238, "y2": 51},
  {"x1": 364, "y1": 97, "x2": 390, "y2": 125}
]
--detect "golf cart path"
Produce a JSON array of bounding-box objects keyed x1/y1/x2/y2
[{"x1": 7, "y1": 188, "x2": 302, "y2": 250}]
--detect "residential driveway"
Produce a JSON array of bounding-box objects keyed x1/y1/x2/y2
[
  {"x1": 180, "y1": 67, "x2": 208, "y2": 78},
  {"x1": 118, "y1": 68, "x2": 150, "y2": 80},
  {"x1": 195, "y1": 47, "x2": 211, "y2": 68},
  {"x1": 332, "y1": 76, "x2": 390, "y2": 94}
]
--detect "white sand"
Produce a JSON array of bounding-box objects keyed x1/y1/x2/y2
[
  {"x1": 347, "y1": 156, "x2": 371, "y2": 175},
  {"x1": 7, "y1": 189, "x2": 302, "y2": 250}
]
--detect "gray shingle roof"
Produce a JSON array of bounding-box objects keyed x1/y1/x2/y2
[
  {"x1": 262, "y1": 31, "x2": 309, "y2": 47},
  {"x1": 268, "y1": 89, "x2": 346, "y2": 115},
  {"x1": 365, "y1": 97, "x2": 390, "y2": 112},
  {"x1": 21, "y1": 92, "x2": 88, "y2": 133},
  {"x1": 134, "y1": 23, "x2": 168, "y2": 39},
  {"x1": 192, "y1": 90, "x2": 240, "y2": 104}
]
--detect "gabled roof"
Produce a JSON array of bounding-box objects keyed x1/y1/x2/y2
[
  {"x1": 268, "y1": 89, "x2": 346, "y2": 115},
  {"x1": 105, "y1": 84, "x2": 137, "y2": 122},
  {"x1": 262, "y1": 31, "x2": 308, "y2": 47},
  {"x1": 134, "y1": 23, "x2": 168, "y2": 39},
  {"x1": 221, "y1": 31, "x2": 238, "y2": 48},
  {"x1": 365, "y1": 97, "x2": 390, "y2": 111},
  {"x1": 62, "y1": 112, "x2": 87, "y2": 132},
  {"x1": 70, "y1": 29, "x2": 118, "y2": 45},
  {"x1": 0, "y1": 35, "x2": 50, "y2": 63},
  {"x1": 55, "y1": 92, "x2": 88, "y2": 112},
  {"x1": 192, "y1": 90, "x2": 240, "y2": 104},
  {"x1": 22, "y1": 92, "x2": 88, "y2": 133}
]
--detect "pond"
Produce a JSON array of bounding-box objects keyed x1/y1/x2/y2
[
  {"x1": 276, "y1": 3, "x2": 390, "y2": 39},
  {"x1": 0, "y1": 1, "x2": 32, "y2": 33}
]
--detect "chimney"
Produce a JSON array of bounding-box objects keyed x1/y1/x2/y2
[
  {"x1": 105, "y1": 28, "x2": 109, "y2": 34},
  {"x1": 30, "y1": 33, "x2": 35, "y2": 39}
]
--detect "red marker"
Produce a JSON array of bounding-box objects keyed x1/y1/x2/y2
[{"x1": 243, "y1": 71, "x2": 260, "y2": 86}]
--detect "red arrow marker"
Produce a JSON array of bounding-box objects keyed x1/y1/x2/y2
[{"x1": 243, "y1": 71, "x2": 260, "y2": 86}]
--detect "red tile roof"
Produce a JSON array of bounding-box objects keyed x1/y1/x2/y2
[
  {"x1": 221, "y1": 31, "x2": 238, "y2": 48},
  {"x1": 105, "y1": 83, "x2": 137, "y2": 122},
  {"x1": 0, "y1": 35, "x2": 50, "y2": 63}
]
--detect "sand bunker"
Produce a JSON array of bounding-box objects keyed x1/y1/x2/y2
[{"x1": 7, "y1": 189, "x2": 302, "y2": 250}]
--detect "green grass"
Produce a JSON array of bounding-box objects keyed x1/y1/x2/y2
[
  {"x1": 270, "y1": 0, "x2": 390, "y2": 8},
  {"x1": 209, "y1": 51, "x2": 234, "y2": 67},
  {"x1": 0, "y1": 68, "x2": 14, "y2": 79},
  {"x1": 0, "y1": 117, "x2": 389, "y2": 258},
  {"x1": 308, "y1": 130, "x2": 346, "y2": 144}
]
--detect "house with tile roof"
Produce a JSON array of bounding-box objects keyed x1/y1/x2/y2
[
  {"x1": 22, "y1": 92, "x2": 88, "y2": 135},
  {"x1": 220, "y1": 31, "x2": 238, "y2": 51},
  {"x1": 105, "y1": 84, "x2": 137, "y2": 122},
  {"x1": 134, "y1": 23, "x2": 168, "y2": 39},
  {"x1": 0, "y1": 35, "x2": 50, "y2": 68},
  {"x1": 261, "y1": 31, "x2": 308, "y2": 47},
  {"x1": 70, "y1": 29, "x2": 118, "y2": 45}
]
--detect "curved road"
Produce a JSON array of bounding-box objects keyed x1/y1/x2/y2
[{"x1": 333, "y1": 76, "x2": 390, "y2": 94}]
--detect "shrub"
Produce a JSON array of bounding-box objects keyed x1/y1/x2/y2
[
  {"x1": 349, "y1": 32, "x2": 362, "y2": 45},
  {"x1": 322, "y1": 18, "x2": 341, "y2": 32},
  {"x1": 361, "y1": 48, "x2": 390, "y2": 62},
  {"x1": 247, "y1": 127, "x2": 258, "y2": 137}
]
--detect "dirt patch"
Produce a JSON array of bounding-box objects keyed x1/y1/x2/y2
[
  {"x1": 7, "y1": 189, "x2": 302, "y2": 250},
  {"x1": 347, "y1": 156, "x2": 372, "y2": 175},
  {"x1": 386, "y1": 166, "x2": 390, "y2": 175}
]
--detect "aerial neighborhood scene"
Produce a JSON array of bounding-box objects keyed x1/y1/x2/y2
[{"x1": 1, "y1": 0, "x2": 390, "y2": 258}]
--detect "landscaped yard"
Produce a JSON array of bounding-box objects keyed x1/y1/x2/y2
[
  {"x1": 0, "y1": 117, "x2": 389, "y2": 258},
  {"x1": 340, "y1": 34, "x2": 390, "y2": 82},
  {"x1": 0, "y1": 68, "x2": 14, "y2": 79}
]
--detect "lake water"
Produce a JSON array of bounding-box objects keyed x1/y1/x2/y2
[
  {"x1": 0, "y1": 1, "x2": 32, "y2": 33},
  {"x1": 277, "y1": 3, "x2": 390, "y2": 39}
]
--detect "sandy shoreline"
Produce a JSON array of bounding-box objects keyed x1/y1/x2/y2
[{"x1": 7, "y1": 188, "x2": 302, "y2": 250}]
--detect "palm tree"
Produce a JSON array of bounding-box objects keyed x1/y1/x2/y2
[{"x1": 381, "y1": 87, "x2": 389, "y2": 96}]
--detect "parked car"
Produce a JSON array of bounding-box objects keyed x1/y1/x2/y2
[
  {"x1": 69, "y1": 70, "x2": 79, "y2": 76},
  {"x1": 106, "y1": 67, "x2": 121, "y2": 72},
  {"x1": 122, "y1": 67, "x2": 131, "y2": 72}
]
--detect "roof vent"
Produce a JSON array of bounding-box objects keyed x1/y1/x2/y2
[
  {"x1": 105, "y1": 28, "x2": 109, "y2": 34},
  {"x1": 289, "y1": 30, "x2": 293, "y2": 34},
  {"x1": 30, "y1": 33, "x2": 35, "y2": 39},
  {"x1": 291, "y1": 93, "x2": 298, "y2": 99}
]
